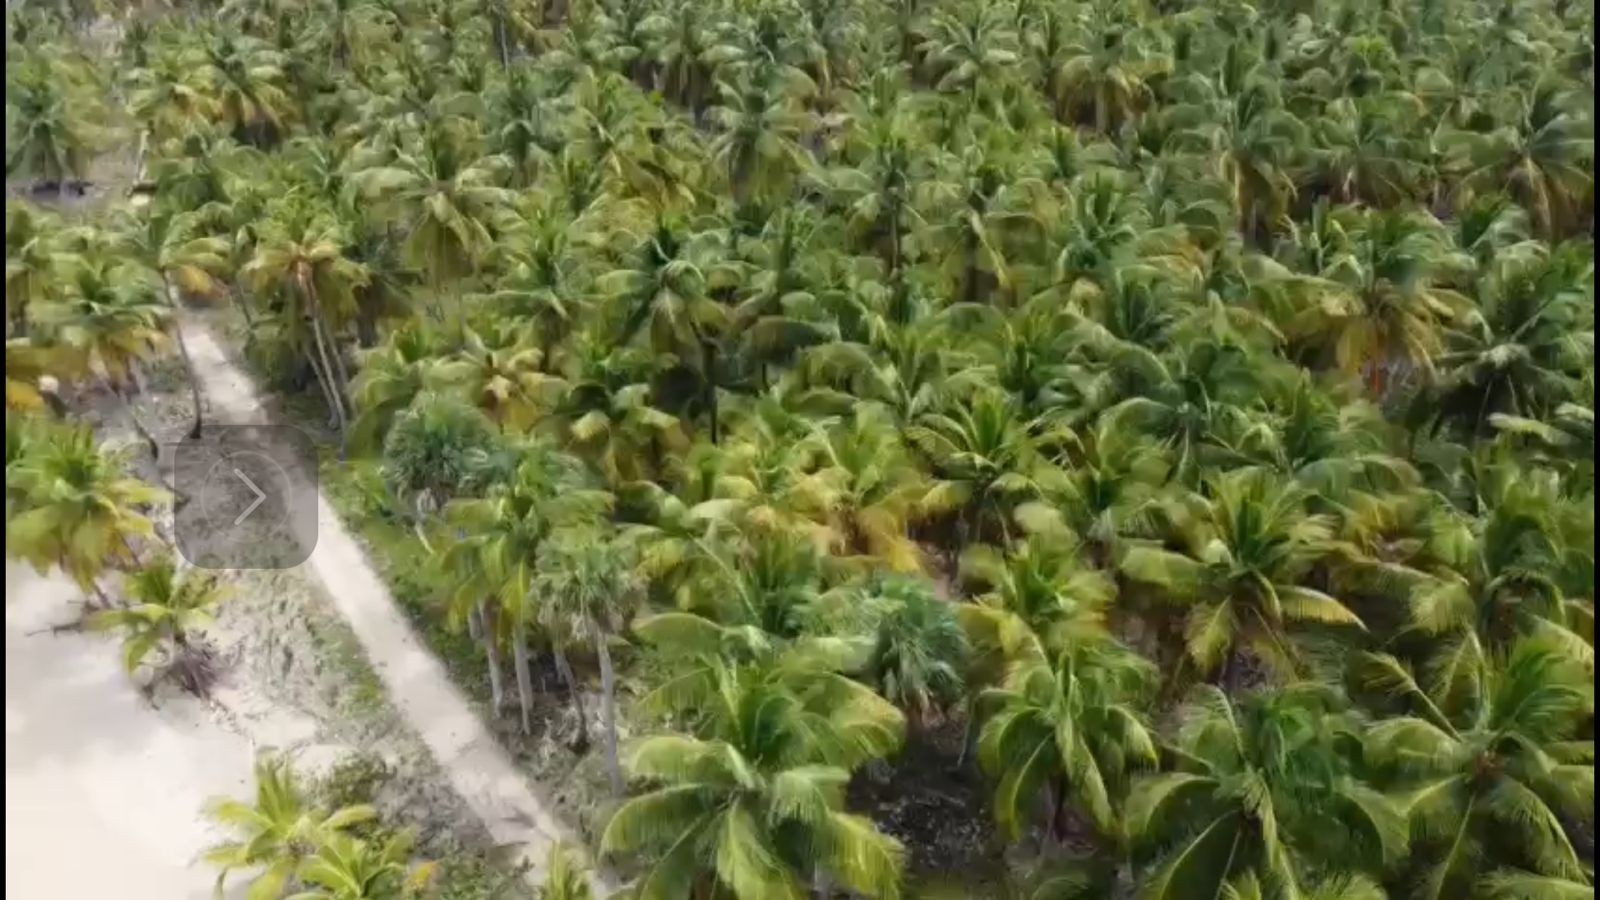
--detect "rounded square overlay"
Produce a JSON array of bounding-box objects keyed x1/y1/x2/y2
[{"x1": 174, "y1": 424, "x2": 318, "y2": 570}]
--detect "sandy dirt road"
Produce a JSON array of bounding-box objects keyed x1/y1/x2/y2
[{"x1": 5, "y1": 564, "x2": 255, "y2": 900}]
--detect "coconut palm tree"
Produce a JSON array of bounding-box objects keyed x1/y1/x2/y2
[
  {"x1": 601, "y1": 660, "x2": 905, "y2": 900},
  {"x1": 978, "y1": 634, "x2": 1157, "y2": 846},
  {"x1": 863, "y1": 575, "x2": 967, "y2": 734},
  {"x1": 533, "y1": 530, "x2": 644, "y2": 796},
  {"x1": 958, "y1": 532, "x2": 1117, "y2": 654},
  {"x1": 1119, "y1": 467, "x2": 1366, "y2": 685},
  {"x1": 112, "y1": 209, "x2": 233, "y2": 437},
  {"x1": 7, "y1": 425, "x2": 166, "y2": 601},
  {"x1": 6, "y1": 200, "x2": 72, "y2": 337},
  {"x1": 1442, "y1": 81, "x2": 1594, "y2": 239},
  {"x1": 289, "y1": 830, "x2": 437, "y2": 900},
  {"x1": 1358, "y1": 639, "x2": 1593, "y2": 900},
  {"x1": 203, "y1": 753, "x2": 378, "y2": 899},
  {"x1": 351, "y1": 123, "x2": 516, "y2": 334},
  {"x1": 1285, "y1": 206, "x2": 1472, "y2": 395},
  {"x1": 1128, "y1": 685, "x2": 1407, "y2": 900},
  {"x1": 440, "y1": 445, "x2": 609, "y2": 734},
  {"x1": 5, "y1": 54, "x2": 106, "y2": 193},
  {"x1": 88, "y1": 554, "x2": 229, "y2": 696},
  {"x1": 198, "y1": 28, "x2": 296, "y2": 145},
  {"x1": 241, "y1": 194, "x2": 370, "y2": 434},
  {"x1": 43, "y1": 256, "x2": 173, "y2": 397},
  {"x1": 1435, "y1": 244, "x2": 1593, "y2": 435},
  {"x1": 909, "y1": 394, "x2": 1046, "y2": 547}
]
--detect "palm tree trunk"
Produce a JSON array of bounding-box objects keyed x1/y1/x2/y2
[
  {"x1": 593, "y1": 620, "x2": 624, "y2": 797},
  {"x1": 954, "y1": 695, "x2": 977, "y2": 769},
  {"x1": 161, "y1": 275, "x2": 205, "y2": 438},
  {"x1": 302, "y1": 279, "x2": 349, "y2": 433},
  {"x1": 133, "y1": 129, "x2": 149, "y2": 184},
  {"x1": 304, "y1": 349, "x2": 343, "y2": 432},
  {"x1": 232, "y1": 284, "x2": 256, "y2": 329},
  {"x1": 481, "y1": 600, "x2": 507, "y2": 713},
  {"x1": 512, "y1": 619, "x2": 535, "y2": 735},
  {"x1": 492, "y1": 0, "x2": 510, "y2": 69},
  {"x1": 552, "y1": 643, "x2": 589, "y2": 750},
  {"x1": 321, "y1": 314, "x2": 355, "y2": 413}
]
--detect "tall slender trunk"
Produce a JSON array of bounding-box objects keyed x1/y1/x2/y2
[
  {"x1": 133, "y1": 129, "x2": 150, "y2": 184},
  {"x1": 954, "y1": 695, "x2": 978, "y2": 769},
  {"x1": 703, "y1": 341, "x2": 720, "y2": 444},
  {"x1": 492, "y1": 3, "x2": 510, "y2": 69},
  {"x1": 233, "y1": 284, "x2": 255, "y2": 329},
  {"x1": 593, "y1": 620, "x2": 624, "y2": 797},
  {"x1": 481, "y1": 600, "x2": 507, "y2": 713},
  {"x1": 321, "y1": 313, "x2": 355, "y2": 412},
  {"x1": 552, "y1": 643, "x2": 589, "y2": 749},
  {"x1": 512, "y1": 619, "x2": 535, "y2": 735},
  {"x1": 301, "y1": 275, "x2": 349, "y2": 433},
  {"x1": 161, "y1": 275, "x2": 204, "y2": 438},
  {"x1": 305, "y1": 348, "x2": 343, "y2": 431}
]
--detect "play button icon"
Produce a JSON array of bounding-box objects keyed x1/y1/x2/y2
[{"x1": 174, "y1": 425, "x2": 317, "y2": 569}]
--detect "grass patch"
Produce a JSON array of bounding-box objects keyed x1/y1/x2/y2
[{"x1": 317, "y1": 458, "x2": 491, "y2": 708}]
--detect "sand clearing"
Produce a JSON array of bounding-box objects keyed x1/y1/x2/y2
[{"x1": 4, "y1": 564, "x2": 255, "y2": 900}]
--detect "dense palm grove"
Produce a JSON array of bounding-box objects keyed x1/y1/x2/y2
[{"x1": 5, "y1": 0, "x2": 1597, "y2": 896}]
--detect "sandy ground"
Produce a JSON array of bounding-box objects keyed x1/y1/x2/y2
[{"x1": 5, "y1": 564, "x2": 254, "y2": 900}]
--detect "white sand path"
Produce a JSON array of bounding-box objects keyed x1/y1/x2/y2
[
  {"x1": 5, "y1": 564, "x2": 256, "y2": 900},
  {"x1": 178, "y1": 319, "x2": 605, "y2": 891}
]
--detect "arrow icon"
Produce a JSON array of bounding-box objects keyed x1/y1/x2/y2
[{"x1": 233, "y1": 468, "x2": 266, "y2": 525}]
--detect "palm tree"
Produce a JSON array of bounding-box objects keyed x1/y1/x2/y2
[
  {"x1": 1442, "y1": 81, "x2": 1594, "y2": 239},
  {"x1": 1285, "y1": 206, "x2": 1472, "y2": 395},
  {"x1": 863, "y1": 575, "x2": 967, "y2": 733},
  {"x1": 1309, "y1": 95, "x2": 1425, "y2": 207},
  {"x1": 829, "y1": 118, "x2": 924, "y2": 277},
  {"x1": 241, "y1": 195, "x2": 370, "y2": 435},
  {"x1": 5, "y1": 55, "x2": 105, "y2": 193},
  {"x1": 707, "y1": 71, "x2": 815, "y2": 210},
  {"x1": 349, "y1": 324, "x2": 448, "y2": 454},
  {"x1": 909, "y1": 394, "x2": 1045, "y2": 547},
  {"x1": 597, "y1": 216, "x2": 728, "y2": 440},
  {"x1": 6, "y1": 200, "x2": 71, "y2": 337},
  {"x1": 1053, "y1": 20, "x2": 1170, "y2": 134},
  {"x1": 7, "y1": 425, "x2": 166, "y2": 601},
  {"x1": 440, "y1": 445, "x2": 609, "y2": 734},
  {"x1": 426, "y1": 324, "x2": 565, "y2": 432},
  {"x1": 43, "y1": 256, "x2": 173, "y2": 398},
  {"x1": 203, "y1": 753, "x2": 378, "y2": 898},
  {"x1": 533, "y1": 530, "x2": 644, "y2": 797},
  {"x1": 1128, "y1": 685, "x2": 1407, "y2": 900},
  {"x1": 352, "y1": 123, "x2": 516, "y2": 334},
  {"x1": 958, "y1": 532, "x2": 1117, "y2": 654},
  {"x1": 919, "y1": 4, "x2": 1019, "y2": 105},
  {"x1": 602, "y1": 660, "x2": 905, "y2": 900},
  {"x1": 1398, "y1": 471, "x2": 1593, "y2": 709},
  {"x1": 289, "y1": 830, "x2": 437, "y2": 899},
  {"x1": 1119, "y1": 468, "x2": 1365, "y2": 685},
  {"x1": 88, "y1": 554, "x2": 229, "y2": 696},
  {"x1": 978, "y1": 635, "x2": 1157, "y2": 847},
  {"x1": 1172, "y1": 78, "x2": 1306, "y2": 242},
  {"x1": 537, "y1": 843, "x2": 595, "y2": 900},
  {"x1": 113, "y1": 209, "x2": 233, "y2": 437},
  {"x1": 1435, "y1": 244, "x2": 1592, "y2": 435},
  {"x1": 198, "y1": 28, "x2": 296, "y2": 145},
  {"x1": 1358, "y1": 639, "x2": 1593, "y2": 900},
  {"x1": 801, "y1": 405, "x2": 929, "y2": 572}
]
